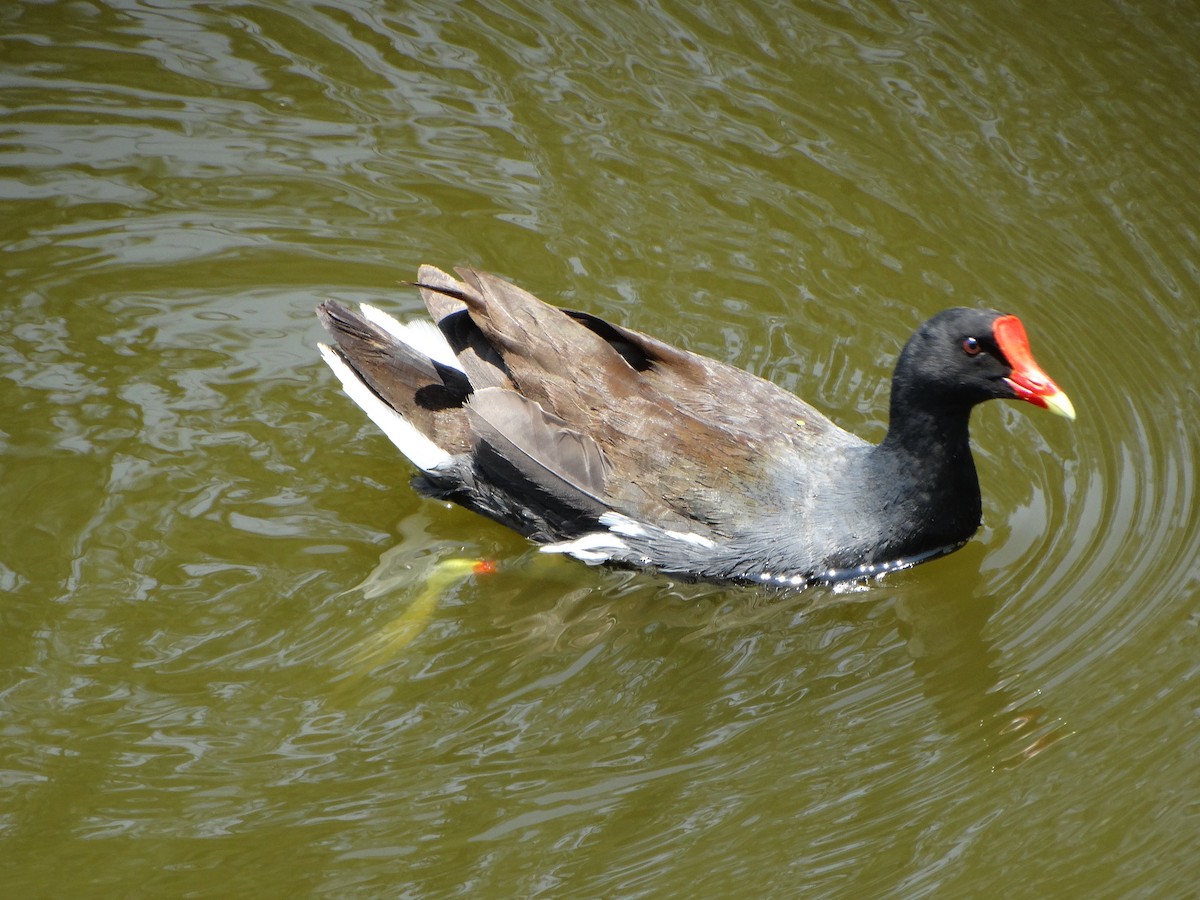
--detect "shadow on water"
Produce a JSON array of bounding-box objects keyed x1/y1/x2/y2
[
  {"x1": 327, "y1": 508, "x2": 1067, "y2": 775},
  {"x1": 891, "y1": 572, "x2": 1069, "y2": 770}
]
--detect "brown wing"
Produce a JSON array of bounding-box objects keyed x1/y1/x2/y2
[{"x1": 417, "y1": 267, "x2": 861, "y2": 536}]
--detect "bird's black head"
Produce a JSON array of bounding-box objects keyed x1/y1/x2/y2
[{"x1": 891, "y1": 307, "x2": 1075, "y2": 420}]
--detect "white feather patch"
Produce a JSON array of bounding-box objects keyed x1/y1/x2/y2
[
  {"x1": 601, "y1": 512, "x2": 717, "y2": 548},
  {"x1": 664, "y1": 528, "x2": 717, "y2": 548},
  {"x1": 539, "y1": 532, "x2": 629, "y2": 564},
  {"x1": 319, "y1": 343, "x2": 451, "y2": 471},
  {"x1": 360, "y1": 304, "x2": 462, "y2": 371},
  {"x1": 600, "y1": 512, "x2": 646, "y2": 537}
]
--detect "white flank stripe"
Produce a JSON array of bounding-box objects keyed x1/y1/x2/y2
[
  {"x1": 319, "y1": 343, "x2": 452, "y2": 471},
  {"x1": 664, "y1": 528, "x2": 717, "y2": 548},
  {"x1": 360, "y1": 304, "x2": 462, "y2": 371},
  {"x1": 601, "y1": 511, "x2": 716, "y2": 548},
  {"x1": 599, "y1": 512, "x2": 646, "y2": 537},
  {"x1": 539, "y1": 532, "x2": 628, "y2": 564}
]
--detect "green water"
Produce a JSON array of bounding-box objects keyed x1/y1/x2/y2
[{"x1": 2, "y1": 1, "x2": 1198, "y2": 896}]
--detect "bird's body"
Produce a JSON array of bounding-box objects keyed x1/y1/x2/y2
[{"x1": 317, "y1": 265, "x2": 1073, "y2": 586}]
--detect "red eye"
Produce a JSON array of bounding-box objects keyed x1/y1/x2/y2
[{"x1": 963, "y1": 337, "x2": 981, "y2": 356}]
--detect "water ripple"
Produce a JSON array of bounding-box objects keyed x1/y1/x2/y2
[{"x1": 3, "y1": 0, "x2": 1199, "y2": 896}]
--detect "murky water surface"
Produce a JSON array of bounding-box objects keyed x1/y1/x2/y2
[{"x1": 3, "y1": 1, "x2": 1198, "y2": 896}]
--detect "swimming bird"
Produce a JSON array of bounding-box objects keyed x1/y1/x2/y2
[{"x1": 317, "y1": 265, "x2": 1073, "y2": 587}]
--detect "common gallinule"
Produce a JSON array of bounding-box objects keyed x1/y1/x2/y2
[{"x1": 317, "y1": 266, "x2": 1074, "y2": 587}]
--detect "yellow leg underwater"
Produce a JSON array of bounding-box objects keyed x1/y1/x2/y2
[{"x1": 347, "y1": 557, "x2": 496, "y2": 673}]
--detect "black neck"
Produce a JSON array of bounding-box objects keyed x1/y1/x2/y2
[
  {"x1": 879, "y1": 392, "x2": 974, "y2": 462},
  {"x1": 868, "y1": 387, "x2": 982, "y2": 552}
]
